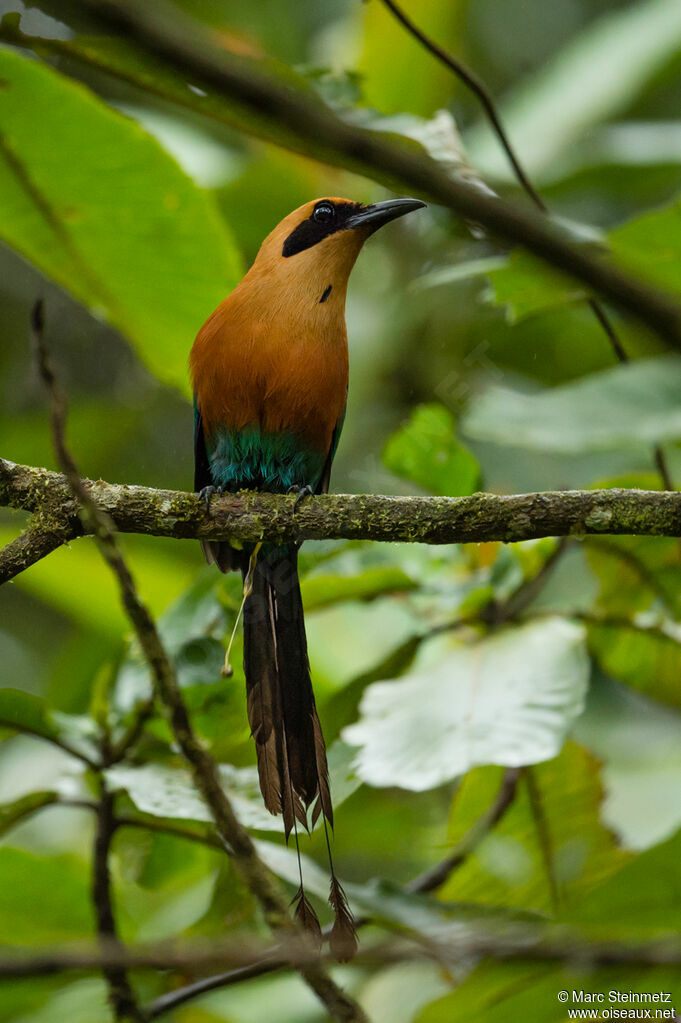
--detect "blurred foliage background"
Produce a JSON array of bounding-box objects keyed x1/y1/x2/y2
[{"x1": 1, "y1": 0, "x2": 681, "y2": 1020}]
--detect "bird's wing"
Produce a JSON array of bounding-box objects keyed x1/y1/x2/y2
[
  {"x1": 316, "y1": 402, "x2": 346, "y2": 495},
  {"x1": 193, "y1": 401, "x2": 212, "y2": 492}
]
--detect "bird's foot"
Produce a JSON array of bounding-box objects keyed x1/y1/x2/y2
[
  {"x1": 199, "y1": 484, "x2": 224, "y2": 513},
  {"x1": 288, "y1": 483, "x2": 314, "y2": 511}
]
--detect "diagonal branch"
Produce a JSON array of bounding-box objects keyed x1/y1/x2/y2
[
  {"x1": 0, "y1": 509, "x2": 79, "y2": 584},
  {"x1": 32, "y1": 306, "x2": 368, "y2": 1023},
  {"x1": 12, "y1": 0, "x2": 681, "y2": 346},
  {"x1": 405, "y1": 768, "x2": 522, "y2": 895}
]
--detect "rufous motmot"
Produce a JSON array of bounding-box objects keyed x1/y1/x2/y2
[{"x1": 190, "y1": 195, "x2": 425, "y2": 952}]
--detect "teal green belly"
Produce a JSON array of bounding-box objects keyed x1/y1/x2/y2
[{"x1": 207, "y1": 424, "x2": 325, "y2": 493}]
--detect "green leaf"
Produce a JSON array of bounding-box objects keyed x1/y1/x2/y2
[
  {"x1": 574, "y1": 673, "x2": 681, "y2": 851},
  {"x1": 610, "y1": 194, "x2": 681, "y2": 300},
  {"x1": 0, "y1": 791, "x2": 58, "y2": 838},
  {"x1": 174, "y1": 637, "x2": 226, "y2": 688},
  {"x1": 2, "y1": 527, "x2": 196, "y2": 639},
  {"x1": 0, "y1": 19, "x2": 437, "y2": 204},
  {"x1": 0, "y1": 45, "x2": 242, "y2": 393},
  {"x1": 107, "y1": 740, "x2": 359, "y2": 832},
  {"x1": 0, "y1": 848, "x2": 93, "y2": 943},
  {"x1": 0, "y1": 689, "x2": 59, "y2": 743},
  {"x1": 462, "y1": 356, "x2": 681, "y2": 452},
  {"x1": 383, "y1": 404, "x2": 480, "y2": 496},
  {"x1": 567, "y1": 824, "x2": 681, "y2": 935},
  {"x1": 323, "y1": 634, "x2": 423, "y2": 744},
  {"x1": 256, "y1": 839, "x2": 539, "y2": 932},
  {"x1": 585, "y1": 535, "x2": 681, "y2": 619},
  {"x1": 302, "y1": 566, "x2": 417, "y2": 610},
  {"x1": 418, "y1": 826, "x2": 681, "y2": 1021},
  {"x1": 487, "y1": 249, "x2": 586, "y2": 323},
  {"x1": 343, "y1": 618, "x2": 589, "y2": 790},
  {"x1": 361, "y1": 963, "x2": 451, "y2": 1023},
  {"x1": 115, "y1": 570, "x2": 227, "y2": 710},
  {"x1": 0, "y1": 688, "x2": 99, "y2": 761},
  {"x1": 358, "y1": 0, "x2": 465, "y2": 117},
  {"x1": 488, "y1": 194, "x2": 681, "y2": 326},
  {"x1": 587, "y1": 617, "x2": 681, "y2": 709},
  {"x1": 465, "y1": 0, "x2": 681, "y2": 181},
  {"x1": 417, "y1": 961, "x2": 681, "y2": 1023},
  {"x1": 439, "y1": 743, "x2": 629, "y2": 914},
  {"x1": 9, "y1": 979, "x2": 110, "y2": 1023}
]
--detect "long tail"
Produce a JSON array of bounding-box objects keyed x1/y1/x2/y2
[
  {"x1": 243, "y1": 545, "x2": 331, "y2": 834},
  {"x1": 242, "y1": 545, "x2": 357, "y2": 957}
]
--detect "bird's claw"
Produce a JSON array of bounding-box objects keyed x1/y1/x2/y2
[
  {"x1": 288, "y1": 484, "x2": 314, "y2": 511},
  {"x1": 199, "y1": 484, "x2": 224, "y2": 513}
]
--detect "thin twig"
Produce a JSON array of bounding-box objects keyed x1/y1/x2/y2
[
  {"x1": 375, "y1": 0, "x2": 545, "y2": 210},
  {"x1": 497, "y1": 537, "x2": 571, "y2": 622},
  {"x1": 11, "y1": 0, "x2": 681, "y2": 345},
  {"x1": 109, "y1": 697, "x2": 156, "y2": 763},
  {"x1": 405, "y1": 768, "x2": 522, "y2": 894},
  {"x1": 32, "y1": 306, "x2": 368, "y2": 1023},
  {"x1": 0, "y1": 715, "x2": 100, "y2": 771},
  {"x1": 145, "y1": 961, "x2": 285, "y2": 1020},
  {"x1": 3, "y1": 461, "x2": 681, "y2": 548},
  {"x1": 375, "y1": 0, "x2": 675, "y2": 491},
  {"x1": 92, "y1": 784, "x2": 145, "y2": 1022}
]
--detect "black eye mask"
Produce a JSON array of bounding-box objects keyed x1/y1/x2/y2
[{"x1": 282, "y1": 201, "x2": 363, "y2": 258}]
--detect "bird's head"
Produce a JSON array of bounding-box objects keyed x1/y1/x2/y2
[{"x1": 244, "y1": 196, "x2": 426, "y2": 309}]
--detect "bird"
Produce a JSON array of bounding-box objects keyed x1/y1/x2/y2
[{"x1": 190, "y1": 195, "x2": 426, "y2": 954}]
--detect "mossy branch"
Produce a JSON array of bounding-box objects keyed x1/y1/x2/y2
[{"x1": 2, "y1": 459, "x2": 681, "y2": 584}]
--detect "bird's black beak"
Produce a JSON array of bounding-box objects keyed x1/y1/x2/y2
[{"x1": 345, "y1": 197, "x2": 426, "y2": 232}]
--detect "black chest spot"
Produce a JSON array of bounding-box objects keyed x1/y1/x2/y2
[{"x1": 319, "y1": 284, "x2": 332, "y2": 304}]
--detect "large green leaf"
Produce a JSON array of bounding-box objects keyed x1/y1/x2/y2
[
  {"x1": 0, "y1": 688, "x2": 98, "y2": 762},
  {"x1": 610, "y1": 193, "x2": 681, "y2": 300},
  {"x1": 358, "y1": 0, "x2": 464, "y2": 116},
  {"x1": 487, "y1": 249, "x2": 586, "y2": 323},
  {"x1": 115, "y1": 568, "x2": 228, "y2": 710},
  {"x1": 1, "y1": 527, "x2": 196, "y2": 639},
  {"x1": 0, "y1": 16, "x2": 437, "y2": 198},
  {"x1": 0, "y1": 689, "x2": 59, "y2": 744},
  {"x1": 566, "y1": 825, "x2": 681, "y2": 935},
  {"x1": 417, "y1": 960, "x2": 681, "y2": 1023},
  {"x1": 343, "y1": 618, "x2": 589, "y2": 790},
  {"x1": 585, "y1": 535, "x2": 681, "y2": 619},
  {"x1": 418, "y1": 827, "x2": 681, "y2": 1022},
  {"x1": 588, "y1": 618, "x2": 681, "y2": 709},
  {"x1": 383, "y1": 404, "x2": 480, "y2": 496},
  {"x1": 488, "y1": 193, "x2": 681, "y2": 326},
  {"x1": 0, "y1": 848, "x2": 93, "y2": 943},
  {"x1": 107, "y1": 740, "x2": 360, "y2": 833},
  {"x1": 462, "y1": 356, "x2": 681, "y2": 452},
  {"x1": 439, "y1": 743, "x2": 628, "y2": 914},
  {"x1": 575, "y1": 673, "x2": 681, "y2": 851},
  {"x1": 0, "y1": 44, "x2": 241, "y2": 393},
  {"x1": 10, "y1": 979, "x2": 110, "y2": 1023},
  {"x1": 465, "y1": 0, "x2": 681, "y2": 181}
]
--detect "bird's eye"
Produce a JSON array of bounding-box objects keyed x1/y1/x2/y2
[{"x1": 313, "y1": 203, "x2": 335, "y2": 224}]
